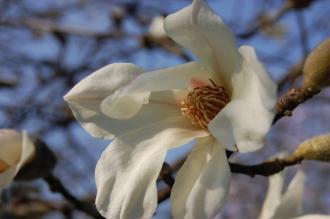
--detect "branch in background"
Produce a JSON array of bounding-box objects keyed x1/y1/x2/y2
[
  {"x1": 157, "y1": 187, "x2": 171, "y2": 204},
  {"x1": 237, "y1": 2, "x2": 291, "y2": 39},
  {"x1": 229, "y1": 154, "x2": 303, "y2": 177},
  {"x1": 277, "y1": 62, "x2": 303, "y2": 91},
  {"x1": 0, "y1": 18, "x2": 122, "y2": 39},
  {"x1": 44, "y1": 174, "x2": 104, "y2": 219},
  {"x1": 231, "y1": 133, "x2": 330, "y2": 177},
  {"x1": 238, "y1": 0, "x2": 317, "y2": 39},
  {"x1": 0, "y1": 79, "x2": 18, "y2": 88},
  {"x1": 274, "y1": 37, "x2": 330, "y2": 123},
  {"x1": 273, "y1": 87, "x2": 319, "y2": 123},
  {"x1": 158, "y1": 163, "x2": 175, "y2": 187},
  {"x1": 295, "y1": 11, "x2": 309, "y2": 57}
]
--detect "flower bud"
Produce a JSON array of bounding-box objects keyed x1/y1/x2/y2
[
  {"x1": 293, "y1": 133, "x2": 330, "y2": 162},
  {"x1": 0, "y1": 129, "x2": 35, "y2": 190},
  {"x1": 303, "y1": 38, "x2": 330, "y2": 90}
]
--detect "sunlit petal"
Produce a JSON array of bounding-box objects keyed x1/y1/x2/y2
[
  {"x1": 95, "y1": 117, "x2": 208, "y2": 219},
  {"x1": 271, "y1": 170, "x2": 305, "y2": 219},
  {"x1": 171, "y1": 136, "x2": 230, "y2": 219},
  {"x1": 208, "y1": 46, "x2": 277, "y2": 152},
  {"x1": 164, "y1": 0, "x2": 241, "y2": 86},
  {"x1": 259, "y1": 171, "x2": 285, "y2": 219},
  {"x1": 64, "y1": 63, "x2": 143, "y2": 139},
  {"x1": 100, "y1": 62, "x2": 211, "y2": 119},
  {"x1": 0, "y1": 130, "x2": 35, "y2": 190}
]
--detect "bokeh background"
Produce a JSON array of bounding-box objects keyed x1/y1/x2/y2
[{"x1": 0, "y1": 0, "x2": 329, "y2": 218}]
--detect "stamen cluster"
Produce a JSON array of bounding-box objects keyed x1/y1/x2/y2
[{"x1": 181, "y1": 84, "x2": 230, "y2": 128}]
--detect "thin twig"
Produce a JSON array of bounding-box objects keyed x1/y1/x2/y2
[
  {"x1": 295, "y1": 11, "x2": 309, "y2": 57},
  {"x1": 230, "y1": 154, "x2": 303, "y2": 177},
  {"x1": 157, "y1": 187, "x2": 171, "y2": 203},
  {"x1": 273, "y1": 87, "x2": 320, "y2": 124},
  {"x1": 158, "y1": 162, "x2": 175, "y2": 187},
  {"x1": 44, "y1": 174, "x2": 104, "y2": 219}
]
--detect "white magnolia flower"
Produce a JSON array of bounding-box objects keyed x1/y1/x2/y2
[
  {"x1": 260, "y1": 170, "x2": 330, "y2": 219},
  {"x1": 0, "y1": 129, "x2": 35, "y2": 192},
  {"x1": 64, "y1": 0, "x2": 277, "y2": 218}
]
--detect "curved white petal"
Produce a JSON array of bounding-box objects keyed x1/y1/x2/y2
[
  {"x1": 208, "y1": 46, "x2": 277, "y2": 152},
  {"x1": 64, "y1": 63, "x2": 144, "y2": 139},
  {"x1": 164, "y1": 0, "x2": 241, "y2": 86},
  {"x1": 271, "y1": 170, "x2": 305, "y2": 219},
  {"x1": 259, "y1": 172, "x2": 285, "y2": 219},
  {"x1": 101, "y1": 62, "x2": 211, "y2": 119},
  {"x1": 0, "y1": 130, "x2": 35, "y2": 190},
  {"x1": 17, "y1": 131, "x2": 35, "y2": 171},
  {"x1": 95, "y1": 117, "x2": 208, "y2": 219},
  {"x1": 171, "y1": 136, "x2": 231, "y2": 219},
  {"x1": 293, "y1": 215, "x2": 330, "y2": 219},
  {"x1": 0, "y1": 129, "x2": 22, "y2": 165},
  {"x1": 68, "y1": 90, "x2": 184, "y2": 140}
]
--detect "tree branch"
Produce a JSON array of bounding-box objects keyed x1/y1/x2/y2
[
  {"x1": 273, "y1": 87, "x2": 320, "y2": 123},
  {"x1": 44, "y1": 174, "x2": 104, "y2": 219},
  {"x1": 229, "y1": 154, "x2": 303, "y2": 177}
]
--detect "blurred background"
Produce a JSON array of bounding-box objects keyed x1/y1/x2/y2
[{"x1": 0, "y1": 0, "x2": 329, "y2": 218}]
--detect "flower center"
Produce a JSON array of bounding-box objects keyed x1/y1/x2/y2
[{"x1": 181, "y1": 83, "x2": 230, "y2": 129}]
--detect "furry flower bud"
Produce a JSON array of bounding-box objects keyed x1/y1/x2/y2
[
  {"x1": 294, "y1": 133, "x2": 330, "y2": 162},
  {"x1": 303, "y1": 38, "x2": 330, "y2": 90}
]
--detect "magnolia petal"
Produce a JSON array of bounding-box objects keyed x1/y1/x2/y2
[
  {"x1": 17, "y1": 131, "x2": 35, "y2": 171},
  {"x1": 95, "y1": 117, "x2": 208, "y2": 219},
  {"x1": 232, "y1": 46, "x2": 277, "y2": 110},
  {"x1": 0, "y1": 131, "x2": 34, "y2": 190},
  {"x1": 164, "y1": 0, "x2": 240, "y2": 86},
  {"x1": 171, "y1": 136, "x2": 231, "y2": 219},
  {"x1": 73, "y1": 91, "x2": 184, "y2": 140},
  {"x1": 0, "y1": 129, "x2": 22, "y2": 165},
  {"x1": 208, "y1": 46, "x2": 277, "y2": 152},
  {"x1": 259, "y1": 172, "x2": 285, "y2": 219},
  {"x1": 64, "y1": 63, "x2": 144, "y2": 139},
  {"x1": 100, "y1": 62, "x2": 210, "y2": 119},
  {"x1": 293, "y1": 215, "x2": 330, "y2": 219},
  {"x1": 271, "y1": 170, "x2": 305, "y2": 219}
]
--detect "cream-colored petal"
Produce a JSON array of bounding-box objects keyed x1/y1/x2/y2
[
  {"x1": 208, "y1": 46, "x2": 277, "y2": 152},
  {"x1": 0, "y1": 131, "x2": 35, "y2": 190},
  {"x1": 64, "y1": 63, "x2": 144, "y2": 139},
  {"x1": 293, "y1": 215, "x2": 330, "y2": 219},
  {"x1": 100, "y1": 62, "x2": 210, "y2": 119},
  {"x1": 271, "y1": 170, "x2": 305, "y2": 219},
  {"x1": 95, "y1": 116, "x2": 208, "y2": 219},
  {"x1": 16, "y1": 131, "x2": 35, "y2": 171},
  {"x1": 164, "y1": 0, "x2": 241, "y2": 86},
  {"x1": 171, "y1": 136, "x2": 231, "y2": 219},
  {"x1": 232, "y1": 46, "x2": 277, "y2": 110},
  {"x1": 0, "y1": 129, "x2": 22, "y2": 165},
  {"x1": 68, "y1": 91, "x2": 184, "y2": 140},
  {"x1": 259, "y1": 172, "x2": 285, "y2": 219}
]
